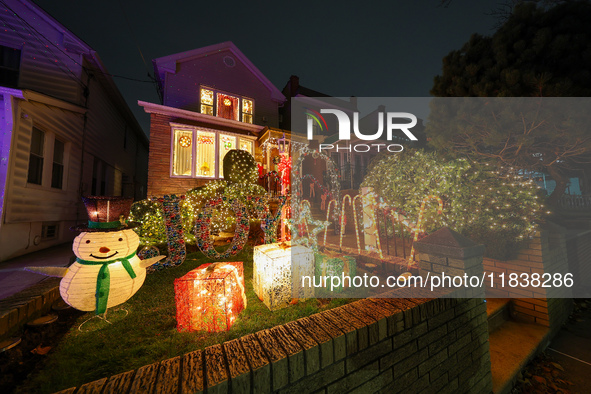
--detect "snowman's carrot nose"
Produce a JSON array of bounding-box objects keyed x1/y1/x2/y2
[{"x1": 99, "y1": 247, "x2": 110, "y2": 253}]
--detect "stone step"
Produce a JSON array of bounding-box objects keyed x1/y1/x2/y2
[
  {"x1": 489, "y1": 320, "x2": 550, "y2": 394},
  {"x1": 486, "y1": 298, "x2": 512, "y2": 334}
]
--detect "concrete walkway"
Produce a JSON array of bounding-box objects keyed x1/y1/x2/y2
[
  {"x1": 546, "y1": 302, "x2": 591, "y2": 390},
  {"x1": 0, "y1": 243, "x2": 73, "y2": 301}
]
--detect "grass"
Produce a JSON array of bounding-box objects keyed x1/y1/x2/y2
[{"x1": 17, "y1": 244, "x2": 352, "y2": 394}]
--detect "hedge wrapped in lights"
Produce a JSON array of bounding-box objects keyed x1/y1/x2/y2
[{"x1": 361, "y1": 150, "x2": 547, "y2": 260}]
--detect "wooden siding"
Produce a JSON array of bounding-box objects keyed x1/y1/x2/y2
[{"x1": 163, "y1": 49, "x2": 280, "y2": 128}]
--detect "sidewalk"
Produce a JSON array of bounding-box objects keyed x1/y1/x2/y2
[
  {"x1": 0, "y1": 243, "x2": 74, "y2": 339},
  {"x1": 0, "y1": 243, "x2": 73, "y2": 300},
  {"x1": 546, "y1": 301, "x2": 591, "y2": 390}
]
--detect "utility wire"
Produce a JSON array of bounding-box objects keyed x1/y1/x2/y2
[
  {"x1": 0, "y1": 14, "x2": 86, "y2": 89},
  {"x1": 0, "y1": 0, "x2": 154, "y2": 84}
]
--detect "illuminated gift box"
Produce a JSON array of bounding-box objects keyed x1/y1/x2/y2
[
  {"x1": 253, "y1": 242, "x2": 314, "y2": 311},
  {"x1": 174, "y1": 262, "x2": 246, "y2": 332},
  {"x1": 315, "y1": 252, "x2": 357, "y2": 293}
]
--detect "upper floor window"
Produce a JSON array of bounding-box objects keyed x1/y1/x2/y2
[
  {"x1": 0, "y1": 45, "x2": 21, "y2": 88},
  {"x1": 172, "y1": 126, "x2": 255, "y2": 178},
  {"x1": 200, "y1": 87, "x2": 254, "y2": 124}
]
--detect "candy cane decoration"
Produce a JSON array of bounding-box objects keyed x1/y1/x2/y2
[
  {"x1": 409, "y1": 195, "x2": 444, "y2": 264},
  {"x1": 339, "y1": 195, "x2": 362, "y2": 254},
  {"x1": 352, "y1": 194, "x2": 363, "y2": 254},
  {"x1": 362, "y1": 191, "x2": 384, "y2": 259},
  {"x1": 323, "y1": 199, "x2": 336, "y2": 245}
]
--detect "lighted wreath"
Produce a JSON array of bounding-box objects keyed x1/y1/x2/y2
[
  {"x1": 194, "y1": 197, "x2": 250, "y2": 259},
  {"x1": 179, "y1": 135, "x2": 192, "y2": 148}
]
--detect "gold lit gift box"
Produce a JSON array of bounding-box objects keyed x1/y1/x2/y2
[
  {"x1": 253, "y1": 242, "x2": 314, "y2": 311},
  {"x1": 174, "y1": 262, "x2": 246, "y2": 332}
]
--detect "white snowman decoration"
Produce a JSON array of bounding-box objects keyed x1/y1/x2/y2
[{"x1": 27, "y1": 196, "x2": 164, "y2": 316}]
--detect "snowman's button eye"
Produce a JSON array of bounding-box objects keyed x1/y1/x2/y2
[
  {"x1": 118, "y1": 238, "x2": 123, "y2": 242},
  {"x1": 85, "y1": 240, "x2": 91, "y2": 244}
]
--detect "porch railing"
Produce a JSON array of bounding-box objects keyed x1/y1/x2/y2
[{"x1": 559, "y1": 194, "x2": 591, "y2": 209}]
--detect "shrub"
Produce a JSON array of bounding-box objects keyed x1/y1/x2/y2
[{"x1": 361, "y1": 150, "x2": 546, "y2": 260}]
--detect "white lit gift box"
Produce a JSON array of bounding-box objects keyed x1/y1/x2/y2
[
  {"x1": 253, "y1": 242, "x2": 314, "y2": 311},
  {"x1": 174, "y1": 262, "x2": 246, "y2": 332}
]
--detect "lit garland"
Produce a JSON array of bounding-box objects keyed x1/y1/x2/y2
[
  {"x1": 249, "y1": 195, "x2": 287, "y2": 244},
  {"x1": 291, "y1": 145, "x2": 341, "y2": 240},
  {"x1": 152, "y1": 195, "x2": 186, "y2": 269},
  {"x1": 260, "y1": 137, "x2": 308, "y2": 154},
  {"x1": 195, "y1": 197, "x2": 250, "y2": 259},
  {"x1": 138, "y1": 245, "x2": 160, "y2": 261},
  {"x1": 277, "y1": 154, "x2": 291, "y2": 188}
]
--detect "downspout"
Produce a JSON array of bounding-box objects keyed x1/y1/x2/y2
[
  {"x1": 76, "y1": 72, "x2": 93, "y2": 225},
  {"x1": 0, "y1": 89, "x2": 25, "y2": 241}
]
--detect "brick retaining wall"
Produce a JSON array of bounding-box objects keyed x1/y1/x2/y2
[
  {"x1": 0, "y1": 277, "x2": 61, "y2": 340},
  {"x1": 483, "y1": 222, "x2": 573, "y2": 333},
  {"x1": 565, "y1": 229, "x2": 591, "y2": 297},
  {"x1": 54, "y1": 295, "x2": 492, "y2": 394}
]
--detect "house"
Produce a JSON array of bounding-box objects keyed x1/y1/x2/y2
[
  {"x1": 0, "y1": 0, "x2": 149, "y2": 261},
  {"x1": 139, "y1": 41, "x2": 287, "y2": 197}
]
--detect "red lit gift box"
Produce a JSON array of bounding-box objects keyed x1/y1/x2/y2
[{"x1": 174, "y1": 262, "x2": 246, "y2": 332}]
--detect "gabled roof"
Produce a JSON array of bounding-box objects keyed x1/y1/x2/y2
[
  {"x1": 152, "y1": 41, "x2": 285, "y2": 103},
  {"x1": 13, "y1": 0, "x2": 148, "y2": 144}
]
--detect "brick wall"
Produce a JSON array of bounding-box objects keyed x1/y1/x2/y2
[
  {"x1": 0, "y1": 278, "x2": 61, "y2": 340},
  {"x1": 483, "y1": 222, "x2": 573, "y2": 332},
  {"x1": 147, "y1": 113, "x2": 210, "y2": 197},
  {"x1": 565, "y1": 229, "x2": 591, "y2": 297},
  {"x1": 54, "y1": 296, "x2": 492, "y2": 394}
]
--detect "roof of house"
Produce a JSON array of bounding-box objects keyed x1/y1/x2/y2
[
  {"x1": 11, "y1": 0, "x2": 148, "y2": 145},
  {"x1": 152, "y1": 41, "x2": 286, "y2": 103}
]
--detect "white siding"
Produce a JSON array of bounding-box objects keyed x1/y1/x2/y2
[{"x1": 5, "y1": 100, "x2": 83, "y2": 223}]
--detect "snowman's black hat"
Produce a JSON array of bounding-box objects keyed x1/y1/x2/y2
[{"x1": 71, "y1": 196, "x2": 140, "y2": 232}]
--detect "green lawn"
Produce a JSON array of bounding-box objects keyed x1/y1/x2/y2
[{"x1": 18, "y1": 245, "x2": 351, "y2": 394}]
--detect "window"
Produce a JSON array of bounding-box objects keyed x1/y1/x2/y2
[
  {"x1": 27, "y1": 127, "x2": 44, "y2": 185},
  {"x1": 219, "y1": 134, "x2": 237, "y2": 176},
  {"x1": 51, "y1": 139, "x2": 65, "y2": 189},
  {"x1": 200, "y1": 87, "x2": 254, "y2": 124},
  {"x1": 171, "y1": 126, "x2": 255, "y2": 178},
  {"x1": 27, "y1": 126, "x2": 68, "y2": 189},
  {"x1": 0, "y1": 45, "x2": 21, "y2": 88}
]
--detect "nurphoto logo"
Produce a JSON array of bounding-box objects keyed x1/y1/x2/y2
[{"x1": 307, "y1": 109, "x2": 419, "y2": 152}]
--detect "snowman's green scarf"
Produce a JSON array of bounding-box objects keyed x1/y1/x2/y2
[{"x1": 77, "y1": 252, "x2": 137, "y2": 315}]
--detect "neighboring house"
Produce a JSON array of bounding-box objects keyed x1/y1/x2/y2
[
  {"x1": 139, "y1": 41, "x2": 286, "y2": 197},
  {"x1": 0, "y1": 0, "x2": 149, "y2": 261},
  {"x1": 281, "y1": 75, "x2": 364, "y2": 190}
]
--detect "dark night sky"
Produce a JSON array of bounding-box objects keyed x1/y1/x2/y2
[{"x1": 32, "y1": 0, "x2": 500, "y2": 135}]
